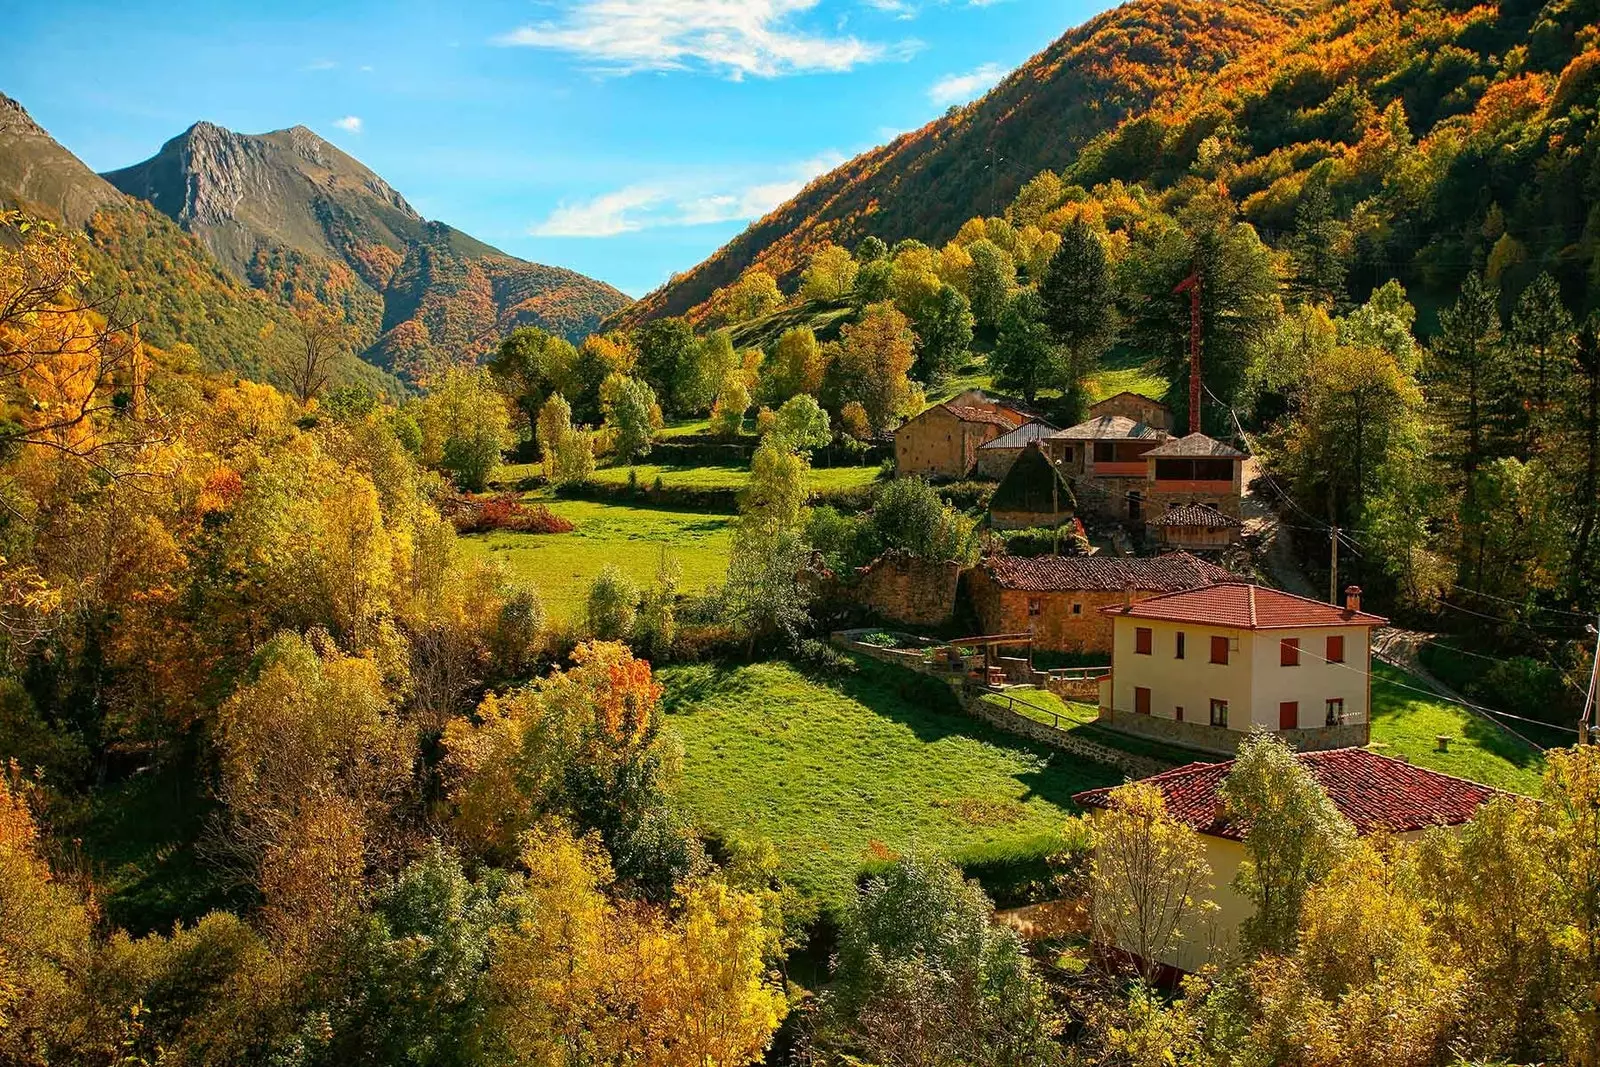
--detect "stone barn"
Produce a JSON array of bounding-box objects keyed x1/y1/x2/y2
[
  {"x1": 893, "y1": 395, "x2": 1024, "y2": 479},
  {"x1": 965, "y1": 552, "x2": 1236, "y2": 656},
  {"x1": 1089, "y1": 391, "x2": 1172, "y2": 431},
  {"x1": 974, "y1": 420, "x2": 1057, "y2": 480},
  {"x1": 988, "y1": 442, "x2": 1075, "y2": 530},
  {"x1": 851, "y1": 549, "x2": 963, "y2": 627}
]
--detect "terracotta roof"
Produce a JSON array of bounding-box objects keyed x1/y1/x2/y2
[
  {"x1": 1051, "y1": 415, "x2": 1167, "y2": 441},
  {"x1": 1100, "y1": 582, "x2": 1388, "y2": 629},
  {"x1": 979, "y1": 421, "x2": 1058, "y2": 450},
  {"x1": 981, "y1": 551, "x2": 1235, "y2": 593},
  {"x1": 944, "y1": 403, "x2": 1022, "y2": 429},
  {"x1": 1149, "y1": 502, "x2": 1243, "y2": 529},
  {"x1": 1073, "y1": 748, "x2": 1499, "y2": 840},
  {"x1": 1143, "y1": 433, "x2": 1245, "y2": 458},
  {"x1": 1091, "y1": 390, "x2": 1170, "y2": 411}
]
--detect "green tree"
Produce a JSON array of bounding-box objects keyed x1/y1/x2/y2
[
  {"x1": 535, "y1": 392, "x2": 574, "y2": 481},
  {"x1": 908, "y1": 284, "x2": 974, "y2": 385},
  {"x1": 603, "y1": 375, "x2": 661, "y2": 463},
  {"x1": 678, "y1": 329, "x2": 740, "y2": 416},
  {"x1": 1510, "y1": 271, "x2": 1575, "y2": 454},
  {"x1": 1430, "y1": 271, "x2": 1506, "y2": 503},
  {"x1": 1288, "y1": 178, "x2": 1348, "y2": 309},
  {"x1": 1568, "y1": 318, "x2": 1600, "y2": 596},
  {"x1": 586, "y1": 564, "x2": 640, "y2": 641},
  {"x1": 823, "y1": 302, "x2": 919, "y2": 434},
  {"x1": 725, "y1": 441, "x2": 812, "y2": 648},
  {"x1": 965, "y1": 238, "x2": 1017, "y2": 328},
  {"x1": 991, "y1": 289, "x2": 1061, "y2": 405},
  {"x1": 490, "y1": 326, "x2": 578, "y2": 436},
  {"x1": 1039, "y1": 217, "x2": 1115, "y2": 413},
  {"x1": 870, "y1": 476, "x2": 978, "y2": 564},
  {"x1": 1219, "y1": 734, "x2": 1354, "y2": 954},
  {"x1": 800, "y1": 243, "x2": 859, "y2": 303},
  {"x1": 710, "y1": 372, "x2": 752, "y2": 439},
  {"x1": 764, "y1": 394, "x2": 831, "y2": 455},
  {"x1": 764, "y1": 326, "x2": 828, "y2": 403},
  {"x1": 418, "y1": 365, "x2": 514, "y2": 492},
  {"x1": 635, "y1": 317, "x2": 699, "y2": 416}
]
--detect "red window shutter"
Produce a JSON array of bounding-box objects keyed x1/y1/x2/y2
[
  {"x1": 1135, "y1": 627, "x2": 1153, "y2": 655},
  {"x1": 1135, "y1": 687, "x2": 1151, "y2": 715},
  {"x1": 1327, "y1": 635, "x2": 1346, "y2": 663},
  {"x1": 1279, "y1": 701, "x2": 1299, "y2": 730},
  {"x1": 1210, "y1": 635, "x2": 1229, "y2": 664},
  {"x1": 1281, "y1": 638, "x2": 1300, "y2": 666}
]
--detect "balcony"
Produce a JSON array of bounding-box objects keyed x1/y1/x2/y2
[
  {"x1": 1151, "y1": 478, "x2": 1235, "y2": 494},
  {"x1": 1091, "y1": 461, "x2": 1149, "y2": 477}
]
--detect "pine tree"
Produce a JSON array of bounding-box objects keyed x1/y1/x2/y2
[
  {"x1": 990, "y1": 289, "x2": 1059, "y2": 405},
  {"x1": 1288, "y1": 180, "x2": 1347, "y2": 309},
  {"x1": 1039, "y1": 218, "x2": 1114, "y2": 404},
  {"x1": 1509, "y1": 271, "x2": 1575, "y2": 456}
]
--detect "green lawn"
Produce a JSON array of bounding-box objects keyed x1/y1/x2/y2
[
  {"x1": 1088, "y1": 348, "x2": 1169, "y2": 403},
  {"x1": 659, "y1": 657, "x2": 1121, "y2": 908},
  {"x1": 977, "y1": 688, "x2": 1192, "y2": 765},
  {"x1": 1369, "y1": 662, "x2": 1546, "y2": 795},
  {"x1": 587, "y1": 462, "x2": 882, "y2": 494},
  {"x1": 459, "y1": 497, "x2": 732, "y2": 621}
]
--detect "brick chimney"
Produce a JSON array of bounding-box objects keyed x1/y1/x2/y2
[{"x1": 1344, "y1": 585, "x2": 1362, "y2": 616}]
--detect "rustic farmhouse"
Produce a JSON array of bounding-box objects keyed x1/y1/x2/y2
[
  {"x1": 1096, "y1": 584, "x2": 1388, "y2": 754},
  {"x1": 1089, "y1": 391, "x2": 1172, "y2": 430},
  {"x1": 965, "y1": 551, "x2": 1235, "y2": 655},
  {"x1": 1045, "y1": 415, "x2": 1169, "y2": 521},
  {"x1": 893, "y1": 392, "x2": 1025, "y2": 479},
  {"x1": 1148, "y1": 502, "x2": 1244, "y2": 551},
  {"x1": 988, "y1": 443, "x2": 1076, "y2": 530},
  {"x1": 974, "y1": 420, "x2": 1057, "y2": 479},
  {"x1": 1074, "y1": 748, "x2": 1497, "y2": 974},
  {"x1": 1141, "y1": 433, "x2": 1246, "y2": 519}
]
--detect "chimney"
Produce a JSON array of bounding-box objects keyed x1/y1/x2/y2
[
  {"x1": 1344, "y1": 585, "x2": 1362, "y2": 616},
  {"x1": 1124, "y1": 581, "x2": 1134, "y2": 610}
]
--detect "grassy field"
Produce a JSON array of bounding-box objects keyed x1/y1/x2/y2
[
  {"x1": 587, "y1": 462, "x2": 882, "y2": 494},
  {"x1": 1368, "y1": 662, "x2": 1546, "y2": 795},
  {"x1": 1088, "y1": 348, "x2": 1169, "y2": 403},
  {"x1": 659, "y1": 656, "x2": 1121, "y2": 908},
  {"x1": 459, "y1": 496, "x2": 732, "y2": 621}
]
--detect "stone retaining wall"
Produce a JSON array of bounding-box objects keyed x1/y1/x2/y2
[
  {"x1": 1045, "y1": 676, "x2": 1104, "y2": 702},
  {"x1": 1097, "y1": 707, "x2": 1369, "y2": 756}
]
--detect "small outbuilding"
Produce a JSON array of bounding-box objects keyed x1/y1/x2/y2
[
  {"x1": 974, "y1": 420, "x2": 1058, "y2": 479},
  {"x1": 1089, "y1": 391, "x2": 1172, "y2": 431},
  {"x1": 1148, "y1": 502, "x2": 1243, "y2": 551},
  {"x1": 988, "y1": 442, "x2": 1076, "y2": 531}
]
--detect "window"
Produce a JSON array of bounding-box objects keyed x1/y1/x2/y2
[
  {"x1": 1094, "y1": 441, "x2": 1116, "y2": 463},
  {"x1": 1280, "y1": 638, "x2": 1300, "y2": 667},
  {"x1": 1175, "y1": 632, "x2": 1186, "y2": 660},
  {"x1": 1072, "y1": 602, "x2": 1082, "y2": 615},
  {"x1": 1326, "y1": 635, "x2": 1346, "y2": 664},
  {"x1": 1279, "y1": 701, "x2": 1299, "y2": 730},
  {"x1": 1175, "y1": 705, "x2": 1184, "y2": 722},
  {"x1": 1135, "y1": 627, "x2": 1153, "y2": 655},
  {"x1": 1326, "y1": 698, "x2": 1345, "y2": 726},
  {"x1": 1210, "y1": 635, "x2": 1230, "y2": 665},
  {"x1": 1135, "y1": 687, "x2": 1151, "y2": 715},
  {"x1": 1027, "y1": 597, "x2": 1042, "y2": 618},
  {"x1": 1209, "y1": 699, "x2": 1229, "y2": 727}
]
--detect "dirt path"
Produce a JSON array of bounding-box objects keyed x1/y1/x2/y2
[{"x1": 1240, "y1": 457, "x2": 1319, "y2": 599}]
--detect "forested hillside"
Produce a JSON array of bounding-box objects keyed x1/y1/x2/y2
[
  {"x1": 618, "y1": 0, "x2": 1309, "y2": 326},
  {"x1": 105, "y1": 122, "x2": 631, "y2": 379}
]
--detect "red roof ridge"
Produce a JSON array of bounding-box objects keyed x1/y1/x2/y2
[{"x1": 1099, "y1": 580, "x2": 1388, "y2": 629}]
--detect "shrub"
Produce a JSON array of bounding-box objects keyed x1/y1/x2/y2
[
  {"x1": 451, "y1": 495, "x2": 576, "y2": 535},
  {"x1": 796, "y1": 637, "x2": 857, "y2": 677},
  {"x1": 585, "y1": 565, "x2": 640, "y2": 641},
  {"x1": 1003, "y1": 522, "x2": 1091, "y2": 558}
]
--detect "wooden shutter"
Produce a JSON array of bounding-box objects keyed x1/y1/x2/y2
[
  {"x1": 1210, "y1": 635, "x2": 1229, "y2": 664},
  {"x1": 1326, "y1": 634, "x2": 1345, "y2": 663},
  {"x1": 1135, "y1": 687, "x2": 1151, "y2": 715},
  {"x1": 1279, "y1": 701, "x2": 1299, "y2": 730},
  {"x1": 1135, "y1": 627, "x2": 1153, "y2": 655},
  {"x1": 1280, "y1": 638, "x2": 1300, "y2": 666}
]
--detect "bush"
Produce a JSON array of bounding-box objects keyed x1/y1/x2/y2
[
  {"x1": 796, "y1": 638, "x2": 857, "y2": 677},
  {"x1": 934, "y1": 481, "x2": 994, "y2": 513},
  {"x1": 1003, "y1": 522, "x2": 1091, "y2": 558},
  {"x1": 450, "y1": 495, "x2": 576, "y2": 535},
  {"x1": 585, "y1": 565, "x2": 640, "y2": 641},
  {"x1": 1471, "y1": 656, "x2": 1569, "y2": 720}
]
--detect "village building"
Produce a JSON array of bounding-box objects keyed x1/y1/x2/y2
[
  {"x1": 1089, "y1": 391, "x2": 1172, "y2": 431},
  {"x1": 965, "y1": 551, "x2": 1235, "y2": 655},
  {"x1": 1045, "y1": 415, "x2": 1169, "y2": 521},
  {"x1": 1074, "y1": 748, "x2": 1497, "y2": 973},
  {"x1": 987, "y1": 442, "x2": 1076, "y2": 530},
  {"x1": 1148, "y1": 502, "x2": 1244, "y2": 551},
  {"x1": 893, "y1": 393, "x2": 1025, "y2": 479},
  {"x1": 1096, "y1": 584, "x2": 1388, "y2": 755},
  {"x1": 974, "y1": 420, "x2": 1057, "y2": 479},
  {"x1": 849, "y1": 549, "x2": 963, "y2": 628},
  {"x1": 1141, "y1": 433, "x2": 1247, "y2": 520}
]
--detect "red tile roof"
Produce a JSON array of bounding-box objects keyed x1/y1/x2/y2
[
  {"x1": 1100, "y1": 582, "x2": 1388, "y2": 629},
  {"x1": 981, "y1": 551, "x2": 1235, "y2": 593},
  {"x1": 944, "y1": 403, "x2": 1022, "y2": 429},
  {"x1": 1073, "y1": 748, "x2": 1499, "y2": 840}
]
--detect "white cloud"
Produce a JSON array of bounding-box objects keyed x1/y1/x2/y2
[
  {"x1": 928, "y1": 61, "x2": 1004, "y2": 107},
  {"x1": 305, "y1": 58, "x2": 338, "y2": 71},
  {"x1": 530, "y1": 152, "x2": 845, "y2": 238},
  {"x1": 495, "y1": 0, "x2": 903, "y2": 78},
  {"x1": 332, "y1": 115, "x2": 363, "y2": 133}
]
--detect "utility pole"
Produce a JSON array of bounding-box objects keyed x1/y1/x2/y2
[
  {"x1": 1174, "y1": 270, "x2": 1203, "y2": 434},
  {"x1": 1329, "y1": 526, "x2": 1340, "y2": 606},
  {"x1": 1583, "y1": 615, "x2": 1599, "y2": 744}
]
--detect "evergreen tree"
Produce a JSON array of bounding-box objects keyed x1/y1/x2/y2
[
  {"x1": 1039, "y1": 218, "x2": 1115, "y2": 415},
  {"x1": 1509, "y1": 271, "x2": 1575, "y2": 455},
  {"x1": 908, "y1": 284, "x2": 974, "y2": 385},
  {"x1": 1568, "y1": 317, "x2": 1600, "y2": 598},
  {"x1": 990, "y1": 289, "x2": 1060, "y2": 405},
  {"x1": 1288, "y1": 179, "x2": 1347, "y2": 309}
]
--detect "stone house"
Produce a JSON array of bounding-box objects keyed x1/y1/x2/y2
[
  {"x1": 974, "y1": 420, "x2": 1057, "y2": 479},
  {"x1": 1074, "y1": 748, "x2": 1497, "y2": 974},
  {"x1": 1148, "y1": 502, "x2": 1243, "y2": 551},
  {"x1": 1096, "y1": 584, "x2": 1387, "y2": 756},
  {"x1": 988, "y1": 443, "x2": 1076, "y2": 530},
  {"x1": 894, "y1": 394, "x2": 1024, "y2": 479},
  {"x1": 1089, "y1": 391, "x2": 1172, "y2": 430},
  {"x1": 1141, "y1": 433, "x2": 1246, "y2": 520},
  {"x1": 850, "y1": 549, "x2": 963, "y2": 627},
  {"x1": 1045, "y1": 415, "x2": 1169, "y2": 521},
  {"x1": 965, "y1": 551, "x2": 1235, "y2": 655}
]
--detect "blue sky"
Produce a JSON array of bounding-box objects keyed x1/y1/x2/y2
[{"x1": 3, "y1": 0, "x2": 1111, "y2": 297}]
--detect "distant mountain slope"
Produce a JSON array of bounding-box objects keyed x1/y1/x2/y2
[
  {"x1": 617, "y1": 0, "x2": 1311, "y2": 326},
  {"x1": 104, "y1": 123, "x2": 630, "y2": 378},
  {"x1": 0, "y1": 92, "x2": 398, "y2": 395}
]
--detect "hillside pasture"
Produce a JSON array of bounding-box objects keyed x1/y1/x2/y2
[
  {"x1": 659, "y1": 656, "x2": 1121, "y2": 909},
  {"x1": 587, "y1": 461, "x2": 882, "y2": 495}
]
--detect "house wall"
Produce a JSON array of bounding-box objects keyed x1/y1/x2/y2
[
  {"x1": 895, "y1": 406, "x2": 1006, "y2": 479},
  {"x1": 1100, "y1": 615, "x2": 1375, "y2": 744},
  {"x1": 974, "y1": 446, "x2": 1020, "y2": 480},
  {"x1": 1154, "y1": 525, "x2": 1238, "y2": 551},
  {"x1": 969, "y1": 572, "x2": 1144, "y2": 655},
  {"x1": 1144, "y1": 460, "x2": 1245, "y2": 519},
  {"x1": 854, "y1": 555, "x2": 962, "y2": 627},
  {"x1": 1090, "y1": 394, "x2": 1172, "y2": 430}
]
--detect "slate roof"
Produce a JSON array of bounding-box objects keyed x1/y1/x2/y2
[
  {"x1": 1149, "y1": 503, "x2": 1244, "y2": 529},
  {"x1": 989, "y1": 444, "x2": 1075, "y2": 513},
  {"x1": 1143, "y1": 432, "x2": 1246, "y2": 458},
  {"x1": 944, "y1": 403, "x2": 1023, "y2": 429},
  {"x1": 980, "y1": 551, "x2": 1235, "y2": 593},
  {"x1": 1100, "y1": 582, "x2": 1388, "y2": 629},
  {"x1": 1073, "y1": 748, "x2": 1498, "y2": 840},
  {"x1": 1091, "y1": 390, "x2": 1171, "y2": 411},
  {"x1": 979, "y1": 421, "x2": 1059, "y2": 450},
  {"x1": 1051, "y1": 415, "x2": 1167, "y2": 441}
]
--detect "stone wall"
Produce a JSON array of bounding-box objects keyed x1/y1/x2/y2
[
  {"x1": 853, "y1": 552, "x2": 962, "y2": 627},
  {"x1": 974, "y1": 446, "x2": 1019, "y2": 480},
  {"x1": 895, "y1": 406, "x2": 1006, "y2": 479},
  {"x1": 967, "y1": 572, "x2": 1129, "y2": 655},
  {"x1": 967, "y1": 695, "x2": 1170, "y2": 779},
  {"x1": 1045, "y1": 674, "x2": 1108, "y2": 701},
  {"x1": 1091, "y1": 394, "x2": 1172, "y2": 430},
  {"x1": 1097, "y1": 707, "x2": 1370, "y2": 756}
]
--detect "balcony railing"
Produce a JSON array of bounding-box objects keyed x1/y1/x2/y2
[{"x1": 1090, "y1": 461, "x2": 1149, "y2": 477}]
